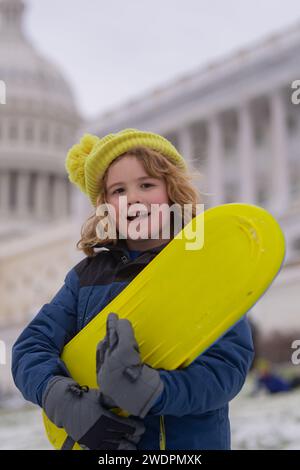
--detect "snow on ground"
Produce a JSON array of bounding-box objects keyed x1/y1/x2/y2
[
  {"x1": 230, "y1": 387, "x2": 300, "y2": 450},
  {"x1": 0, "y1": 382, "x2": 300, "y2": 450},
  {"x1": 0, "y1": 403, "x2": 52, "y2": 450}
]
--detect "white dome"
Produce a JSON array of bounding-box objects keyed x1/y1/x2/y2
[
  {"x1": 0, "y1": 0, "x2": 81, "y2": 224},
  {"x1": 0, "y1": 0, "x2": 77, "y2": 111}
]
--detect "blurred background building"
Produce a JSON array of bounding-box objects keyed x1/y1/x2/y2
[
  {"x1": 84, "y1": 22, "x2": 300, "y2": 356},
  {"x1": 0, "y1": 0, "x2": 299, "y2": 396},
  {"x1": 0, "y1": 0, "x2": 81, "y2": 394}
]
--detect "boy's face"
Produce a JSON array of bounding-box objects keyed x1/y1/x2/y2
[{"x1": 105, "y1": 155, "x2": 171, "y2": 249}]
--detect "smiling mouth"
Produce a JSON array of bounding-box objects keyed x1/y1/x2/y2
[{"x1": 127, "y1": 211, "x2": 151, "y2": 221}]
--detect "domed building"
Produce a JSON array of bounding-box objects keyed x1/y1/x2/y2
[
  {"x1": 0, "y1": 0, "x2": 82, "y2": 396},
  {"x1": 0, "y1": 0, "x2": 81, "y2": 233}
]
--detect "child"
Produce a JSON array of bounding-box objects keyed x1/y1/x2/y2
[
  {"x1": 253, "y1": 358, "x2": 300, "y2": 395},
  {"x1": 12, "y1": 128, "x2": 254, "y2": 450}
]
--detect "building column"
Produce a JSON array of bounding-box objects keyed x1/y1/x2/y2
[
  {"x1": 0, "y1": 171, "x2": 10, "y2": 214},
  {"x1": 178, "y1": 125, "x2": 193, "y2": 165},
  {"x1": 269, "y1": 90, "x2": 289, "y2": 214},
  {"x1": 16, "y1": 172, "x2": 31, "y2": 218},
  {"x1": 34, "y1": 174, "x2": 49, "y2": 219},
  {"x1": 207, "y1": 114, "x2": 224, "y2": 206},
  {"x1": 238, "y1": 102, "x2": 256, "y2": 203},
  {"x1": 52, "y1": 177, "x2": 69, "y2": 219}
]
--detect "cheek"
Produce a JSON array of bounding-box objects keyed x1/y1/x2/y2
[
  {"x1": 105, "y1": 199, "x2": 119, "y2": 223},
  {"x1": 148, "y1": 186, "x2": 169, "y2": 205}
]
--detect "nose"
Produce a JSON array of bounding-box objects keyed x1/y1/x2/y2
[
  {"x1": 127, "y1": 200, "x2": 142, "y2": 214},
  {"x1": 127, "y1": 193, "x2": 145, "y2": 215},
  {"x1": 127, "y1": 188, "x2": 142, "y2": 206}
]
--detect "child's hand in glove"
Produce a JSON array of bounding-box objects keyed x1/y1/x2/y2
[
  {"x1": 42, "y1": 376, "x2": 145, "y2": 450},
  {"x1": 97, "y1": 312, "x2": 164, "y2": 418}
]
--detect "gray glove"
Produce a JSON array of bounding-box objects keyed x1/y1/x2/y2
[
  {"x1": 97, "y1": 313, "x2": 164, "y2": 418},
  {"x1": 42, "y1": 375, "x2": 145, "y2": 450}
]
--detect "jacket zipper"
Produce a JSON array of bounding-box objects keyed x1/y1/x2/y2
[{"x1": 159, "y1": 416, "x2": 166, "y2": 450}]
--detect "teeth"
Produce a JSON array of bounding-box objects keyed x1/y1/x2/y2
[{"x1": 127, "y1": 211, "x2": 150, "y2": 220}]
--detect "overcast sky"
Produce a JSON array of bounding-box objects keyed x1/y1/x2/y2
[{"x1": 24, "y1": 0, "x2": 300, "y2": 120}]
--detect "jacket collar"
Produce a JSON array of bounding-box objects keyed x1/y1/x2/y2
[{"x1": 95, "y1": 237, "x2": 171, "y2": 263}]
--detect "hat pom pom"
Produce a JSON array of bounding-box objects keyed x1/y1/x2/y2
[{"x1": 65, "y1": 134, "x2": 99, "y2": 192}]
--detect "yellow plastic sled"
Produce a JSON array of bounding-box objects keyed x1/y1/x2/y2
[{"x1": 43, "y1": 203, "x2": 285, "y2": 449}]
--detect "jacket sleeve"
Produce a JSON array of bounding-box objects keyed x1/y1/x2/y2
[
  {"x1": 11, "y1": 268, "x2": 79, "y2": 407},
  {"x1": 148, "y1": 315, "x2": 254, "y2": 417}
]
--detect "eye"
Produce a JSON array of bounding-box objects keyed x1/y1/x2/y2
[
  {"x1": 112, "y1": 188, "x2": 124, "y2": 194},
  {"x1": 112, "y1": 183, "x2": 154, "y2": 194}
]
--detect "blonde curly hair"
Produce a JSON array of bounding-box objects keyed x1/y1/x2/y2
[{"x1": 77, "y1": 146, "x2": 203, "y2": 257}]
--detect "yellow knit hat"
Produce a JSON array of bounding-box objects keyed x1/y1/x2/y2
[{"x1": 65, "y1": 128, "x2": 186, "y2": 206}]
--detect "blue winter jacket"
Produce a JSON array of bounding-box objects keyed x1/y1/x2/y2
[{"x1": 12, "y1": 238, "x2": 254, "y2": 450}]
